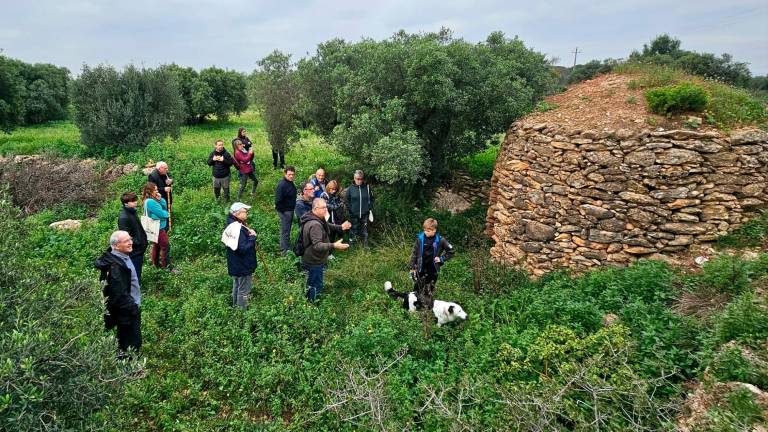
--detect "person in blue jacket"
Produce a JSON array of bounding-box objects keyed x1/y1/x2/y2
[
  {"x1": 408, "y1": 218, "x2": 455, "y2": 310},
  {"x1": 223, "y1": 202, "x2": 257, "y2": 309},
  {"x1": 142, "y1": 182, "x2": 172, "y2": 270}
]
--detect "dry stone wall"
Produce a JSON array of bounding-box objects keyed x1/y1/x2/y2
[{"x1": 486, "y1": 123, "x2": 768, "y2": 276}]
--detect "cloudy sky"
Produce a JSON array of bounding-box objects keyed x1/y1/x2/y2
[{"x1": 1, "y1": 0, "x2": 767, "y2": 75}]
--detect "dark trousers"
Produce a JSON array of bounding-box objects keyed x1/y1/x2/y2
[
  {"x1": 306, "y1": 263, "x2": 325, "y2": 302},
  {"x1": 272, "y1": 150, "x2": 285, "y2": 169},
  {"x1": 349, "y1": 215, "x2": 368, "y2": 247},
  {"x1": 277, "y1": 210, "x2": 293, "y2": 254},
  {"x1": 130, "y1": 253, "x2": 144, "y2": 282},
  {"x1": 237, "y1": 171, "x2": 258, "y2": 198},
  {"x1": 415, "y1": 272, "x2": 438, "y2": 310},
  {"x1": 116, "y1": 309, "x2": 142, "y2": 356}
]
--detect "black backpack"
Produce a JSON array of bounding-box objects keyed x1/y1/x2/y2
[{"x1": 293, "y1": 221, "x2": 307, "y2": 256}]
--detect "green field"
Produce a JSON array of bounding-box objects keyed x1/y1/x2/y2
[{"x1": 1, "y1": 113, "x2": 767, "y2": 431}]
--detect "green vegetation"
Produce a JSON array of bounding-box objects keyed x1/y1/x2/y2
[
  {"x1": 645, "y1": 82, "x2": 709, "y2": 114},
  {"x1": 163, "y1": 64, "x2": 249, "y2": 125},
  {"x1": 0, "y1": 55, "x2": 70, "y2": 133},
  {"x1": 250, "y1": 50, "x2": 300, "y2": 157},
  {"x1": 72, "y1": 65, "x2": 186, "y2": 155},
  {"x1": 456, "y1": 143, "x2": 499, "y2": 179},
  {"x1": 295, "y1": 29, "x2": 557, "y2": 185},
  {"x1": 619, "y1": 63, "x2": 767, "y2": 128},
  {"x1": 1, "y1": 111, "x2": 766, "y2": 430},
  {"x1": 716, "y1": 210, "x2": 768, "y2": 249}
]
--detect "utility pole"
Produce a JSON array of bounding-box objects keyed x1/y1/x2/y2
[{"x1": 572, "y1": 47, "x2": 580, "y2": 67}]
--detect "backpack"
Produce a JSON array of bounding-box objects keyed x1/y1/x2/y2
[{"x1": 293, "y1": 221, "x2": 307, "y2": 256}]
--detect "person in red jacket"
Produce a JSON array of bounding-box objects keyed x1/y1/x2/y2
[{"x1": 232, "y1": 139, "x2": 258, "y2": 199}]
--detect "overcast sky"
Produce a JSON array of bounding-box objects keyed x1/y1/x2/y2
[{"x1": 1, "y1": 0, "x2": 767, "y2": 75}]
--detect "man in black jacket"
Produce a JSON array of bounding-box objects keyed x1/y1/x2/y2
[
  {"x1": 274, "y1": 166, "x2": 297, "y2": 256},
  {"x1": 300, "y1": 199, "x2": 351, "y2": 302},
  {"x1": 207, "y1": 139, "x2": 235, "y2": 201},
  {"x1": 95, "y1": 231, "x2": 142, "y2": 358},
  {"x1": 147, "y1": 161, "x2": 173, "y2": 204},
  {"x1": 117, "y1": 192, "x2": 147, "y2": 282},
  {"x1": 345, "y1": 170, "x2": 374, "y2": 247}
]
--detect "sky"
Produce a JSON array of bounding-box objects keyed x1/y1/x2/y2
[{"x1": 1, "y1": 0, "x2": 767, "y2": 75}]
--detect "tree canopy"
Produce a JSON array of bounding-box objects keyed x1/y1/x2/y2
[{"x1": 296, "y1": 29, "x2": 557, "y2": 185}]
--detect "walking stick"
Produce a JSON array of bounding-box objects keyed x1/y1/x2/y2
[
  {"x1": 255, "y1": 243, "x2": 274, "y2": 283},
  {"x1": 166, "y1": 184, "x2": 173, "y2": 233}
]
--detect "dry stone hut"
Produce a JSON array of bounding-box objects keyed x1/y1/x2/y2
[{"x1": 486, "y1": 74, "x2": 768, "y2": 276}]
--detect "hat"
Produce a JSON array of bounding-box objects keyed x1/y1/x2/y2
[{"x1": 230, "y1": 202, "x2": 251, "y2": 213}]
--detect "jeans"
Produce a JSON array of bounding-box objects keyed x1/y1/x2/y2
[
  {"x1": 277, "y1": 209, "x2": 293, "y2": 254},
  {"x1": 213, "y1": 175, "x2": 231, "y2": 201},
  {"x1": 151, "y1": 229, "x2": 170, "y2": 269},
  {"x1": 237, "y1": 171, "x2": 258, "y2": 199},
  {"x1": 116, "y1": 308, "x2": 141, "y2": 356},
  {"x1": 130, "y1": 253, "x2": 144, "y2": 282},
  {"x1": 232, "y1": 274, "x2": 253, "y2": 309},
  {"x1": 272, "y1": 150, "x2": 285, "y2": 169},
  {"x1": 349, "y1": 215, "x2": 368, "y2": 247},
  {"x1": 305, "y1": 263, "x2": 325, "y2": 302}
]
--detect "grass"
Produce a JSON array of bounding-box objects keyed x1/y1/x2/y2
[
  {"x1": 616, "y1": 63, "x2": 768, "y2": 129},
  {"x1": 3, "y1": 111, "x2": 767, "y2": 430},
  {"x1": 0, "y1": 120, "x2": 83, "y2": 156}
]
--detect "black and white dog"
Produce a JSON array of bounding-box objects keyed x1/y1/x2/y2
[{"x1": 384, "y1": 281, "x2": 467, "y2": 327}]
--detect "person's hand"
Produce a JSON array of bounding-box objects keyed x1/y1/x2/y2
[
  {"x1": 247, "y1": 228, "x2": 256, "y2": 237},
  {"x1": 341, "y1": 221, "x2": 352, "y2": 230},
  {"x1": 166, "y1": 178, "x2": 173, "y2": 185},
  {"x1": 333, "y1": 239, "x2": 350, "y2": 250},
  {"x1": 434, "y1": 257, "x2": 441, "y2": 264},
  {"x1": 164, "y1": 186, "x2": 171, "y2": 193}
]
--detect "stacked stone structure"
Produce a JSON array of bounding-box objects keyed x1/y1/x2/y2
[{"x1": 486, "y1": 123, "x2": 768, "y2": 275}]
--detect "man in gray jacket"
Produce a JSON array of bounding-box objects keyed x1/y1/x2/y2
[
  {"x1": 299, "y1": 199, "x2": 351, "y2": 302},
  {"x1": 345, "y1": 170, "x2": 374, "y2": 247}
]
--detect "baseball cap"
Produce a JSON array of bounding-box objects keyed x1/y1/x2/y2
[{"x1": 230, "y1": 202, "x2": 251, "y2": 213}]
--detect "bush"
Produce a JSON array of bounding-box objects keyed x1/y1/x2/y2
[
  {"x1": 0, "y1": 191, "x2": 138, "y2": 430},
  {"x1": 0, "y1": 56, "x2": 27, "y2": 133},
  {"x1": 72, "y1": 64, "x2": 185, "y2": 154},
  {"x1": 645, "y1": 82, "x2": 709, "y2": 114},
  {"x1": 456, "y1": 144, "x2": 499, "y2": 179},
  {"x1": 714, "y1": 292, "x2": 768, "y2": 348},
  {"x1": 564, "y1": 59, "x2": 618, "y2": 84},
  {"x1": 297, "y1": 29, "x2": 556, "y2": 186}
]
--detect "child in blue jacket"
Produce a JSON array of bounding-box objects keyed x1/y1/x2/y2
[{"x1": 408, "y1": 218, "x2": 455, "y2": 309}]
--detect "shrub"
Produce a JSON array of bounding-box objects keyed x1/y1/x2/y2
[
  {"x1": 72, "y1": 64, "x2": 185, "y2": 154},
  {"x1": 645, "y1": 82, "x2": 708, "y2": 114},
  {"x1": 0, "y1": 56, "x2": 27, "y2": 133},
  {"x1": 716, "y1": 210, "x2": 768, "y2": 249},
  {"x1": 699, "y1": 254, "x2": 751, "y2": 296},
  {"x1": 564, "y1": 59, "x2": 618, "y2": 84},
  {"x1": 714, "y1": 292, "x2": 768, "y2": 348},
  {"x1": 456, "y1": 143, "x2": 499, "y2": 179},
  {"x1": 0, "y1": 191, "x2": 138, "y2": 430}
]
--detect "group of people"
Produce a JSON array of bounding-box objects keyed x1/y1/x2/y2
[
  {"x1": 96, "y1": 129, "x2": 454, "y2": 360},
  {"x1": 96, "y1": 161, "x2": 175, "y2": 358}
]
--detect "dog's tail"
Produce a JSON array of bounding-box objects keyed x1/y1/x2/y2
[{"x1": 384, "y1": 281, "x2": 408, "y2": 300}]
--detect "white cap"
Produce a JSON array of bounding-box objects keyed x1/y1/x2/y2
[{"x1": 230, "y1": 202, "x2": 251, "y2": 213}]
